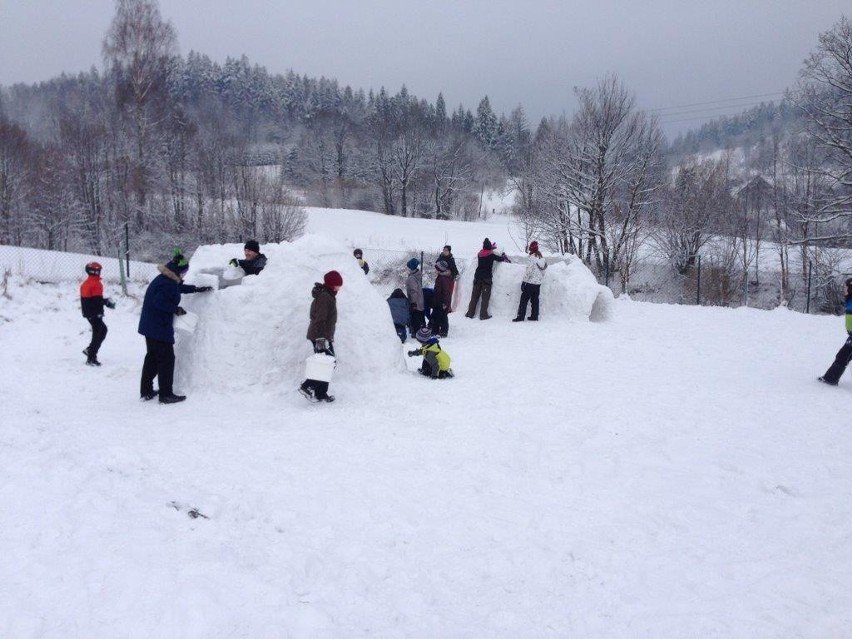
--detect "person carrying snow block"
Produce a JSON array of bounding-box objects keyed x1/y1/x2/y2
[
  {"x1": 406, "y1": 258, "x2": 425, "y2": 336},
  {"x1": 138, "y1": 249, "x2": 213, "y2": 404},
  {"x1": 80, "y1": 261, "x2": 116, "y2": 366},
  {"x1": 386, "y1": 288, "x2": 410, "y2": 343},
  {"x1": 465, "y1": 238, "x2": 509, "y2": 320},
  {"x1": 407, "y1": 327, "x2": 453, "y2": 379},
  {"x1": 818, "y1": 277, "x2": 852, "y2": 386},
  {"x1": 299, "y1": 270, "x2": 342, "y2": 403},
  {"x1": 513, "y1": 240, "x2": 548, "y2": 322},
  {"x1": 229, "y1": 239, "x2": 267, "y2": 275}
]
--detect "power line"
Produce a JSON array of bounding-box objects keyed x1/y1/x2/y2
[
  {"x1": 648, "y1": 91, "x2": 786, "y2": 113},
  {"x1": 655, "y1": 100, "x2": 785, "y2": 120}
]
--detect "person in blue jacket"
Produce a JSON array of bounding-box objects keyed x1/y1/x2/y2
[
  {"x1": 818, "y1": 277, "x2": 852, "y2": 386},
  {"x1": 138, "y1": 249, "x2": 212, "y2": 404}
]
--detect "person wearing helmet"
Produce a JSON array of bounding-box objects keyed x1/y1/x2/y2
[
  {"x1": 818, "y1": 276, "x2": 852, "y2": 386},
  {"x1": 138, "y1": 249, "x2": 213, "y2": 404},
  {"x1": 406, "y1": 327, "x2": 453, "y2": 379},
  {"x1": 513, "y1": 240, "x2": 548, "y2": 322},
  {"x1": 80, "y1": 262, "x2": 116, "y2": 366},
  {"x1": 299, "y1": 270, "x2": 343, "y2": 403}
]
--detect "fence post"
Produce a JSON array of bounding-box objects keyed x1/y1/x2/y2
[
  {"x1": 696, "y1": 255, "x2": 701, "y2": 306},
  {"x1": 806, "y1": 260, "x2": 812, "y2": 314},
  {"x1": 117, "y1": 244, "x2": 128, "y2": 296},
  {"x1": 124, "y1": 222, "x2": 130, "y2": 278}
]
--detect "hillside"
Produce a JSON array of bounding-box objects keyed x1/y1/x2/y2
[{"x1": 2, "y1": 208, "x2": 851, "y2": 637}]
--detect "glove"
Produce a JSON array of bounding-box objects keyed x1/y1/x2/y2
[
  {"x1": 314, "y1": 338, "x2": 329, "y2": 353},
  {"x1": 104, "y1": 298, "x2": 116, "y2": 309},
  {"x1": 407, "y1": 349, "x2": 421, "y2": 357},
  {"x1": 229, "y1": 258, "x2": 239, "y2": 267},
  {"x1": 175, "y1": 306, "x2": 187, "y2": 316},
  {"x1": 196, "y1": 286, "x2": 213, "y2": 292}
]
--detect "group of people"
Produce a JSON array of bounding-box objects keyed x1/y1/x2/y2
[
  {"x1": 82, "y1": 237, "x2": 852, "y2": 403},
  {"x1": 80, "y1": 242, "x2": 264, "y2": 404}
]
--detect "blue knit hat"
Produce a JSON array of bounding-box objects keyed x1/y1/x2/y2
[{"x1": 406, "y1": 258, "x2": 420, "y2": 271}]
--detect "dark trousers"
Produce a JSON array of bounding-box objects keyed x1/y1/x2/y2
[
  {"x1": 409, "y1": 309, "x2": 425, "y2": 335},
  {"x1": 822, "y1": 334, "x2": 852, "y2": 384},
  {"x1": 87, "y1": 316, "x2": 108, "y2": 356},
  {"x1": 430, "y1": 306, "x2": 449, "y2": 337},
  {"x1": 466, "y1": 280, "x2": 492, "y2": 318},
  {"x1": 516, "y1": 282, "x2": 541, "y2": 320},
  {"x1": 141, "y1": 337, "x2": 176, "y2": 396}
]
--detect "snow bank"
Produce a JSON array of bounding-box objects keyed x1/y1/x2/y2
[
  {"x1": 455, "y1": 252, "x2": 613, "y2": 322},
  {"x1": 173, "y1": 235, "x2": 405, "y2": 395}
]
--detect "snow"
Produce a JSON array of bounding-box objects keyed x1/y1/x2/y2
[{"x1": 1, "y1": 208, "x2": 851, "y2": 638}]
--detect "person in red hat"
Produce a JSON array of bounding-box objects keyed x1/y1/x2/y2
[
  {"x1": 80, "y1": 261, "x2": 116, "y2": 366},
  {"x1": 513, "y1": 240, "x2": 548, "y2": 322},
  {"x1": 299, "y1": 270, "x2": 343, "y2": 402}
]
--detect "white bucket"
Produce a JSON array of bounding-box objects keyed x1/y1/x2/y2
[
  {"x1": 174, "y1": 310, "x2": 199, "y2": 334},
  {"x1": 222, "y1": 265, "x2": 245, "y2": 281},
  {"x1": 304, "y1": 353, "x2": 336, "y2": 382}
]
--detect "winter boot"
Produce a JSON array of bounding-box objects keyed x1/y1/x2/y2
[
  {"x1": 818, "y1": 376, "x2": 839, "y2": 386},
  {"x1": 159, "y1": 394, "x2": 186, "y2": 404}
]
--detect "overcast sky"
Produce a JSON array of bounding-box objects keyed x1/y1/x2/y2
[{"x1": 0, "y1": 0, "x2": 848, "y2": 137}]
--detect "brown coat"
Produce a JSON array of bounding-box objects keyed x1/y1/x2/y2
[{"x1": 306, "y1": 283, "x2": 338, "y2": 341}]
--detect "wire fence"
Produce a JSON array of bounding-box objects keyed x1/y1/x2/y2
[
  {"x1": 0, "y1": 244, "x2": 159, "y2": 290},
  {"x1": 2, "y1": 241, "x2": 848, "y2": 317}
]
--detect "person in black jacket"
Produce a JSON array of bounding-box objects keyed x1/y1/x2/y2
[
  {"x1": 465, "y1": 238, "x2": 509, "y2": 320},
  {"x1": 138, "y1": 250, "x2": 213, "y2": 404},
  {"x1": 80, "y1": 261, "x2": 115, "y2": 366},
  {"x1": 229, "y1": 239, "x2": 267, "y2": 276},
  {"x1": 354, "y1": 248, "x2": 369, "y2": 275}
]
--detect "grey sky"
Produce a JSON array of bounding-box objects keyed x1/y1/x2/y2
[{"x1": 0, "y1": 0, "x2": 848, "y2": 137}]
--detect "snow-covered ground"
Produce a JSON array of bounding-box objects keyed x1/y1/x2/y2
[{"x1": 1, "y1": 208, "x2": 851, "y2": 638}]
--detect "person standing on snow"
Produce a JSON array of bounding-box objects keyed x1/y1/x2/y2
[
  {"x1": 439, "y1": 244, "x2": 460, "y2": 311},
  {"x1": 818, "y1": 277, "x2": 852, "y2": 386},
  {"x1": 430, "y1": 260, "x2": 453, "y2": 337},
  {"x1": 465, "y1": 238, "x2": 509, "y2": 320},
  {"x1": 80, "y1": 261, "x2": 116, "y2": 366},
  {"x1": 138, "y1": 250, "x2": 213, "y2": 404},
  {"x1": 513, "y1": 241, "x2": 548, "y2": 322},
  {"x1": 229, "y1": 239, "x2": 267, "y2": 275},
  {"x1": 299, "y1": 270, "x2": 343, "y2": 403},
  {"x1": 406, "y1": 258, "x2": 425, "y2": 335}
]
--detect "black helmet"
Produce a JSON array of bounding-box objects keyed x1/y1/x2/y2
[{"x1": 85, "y1": 262, "x2": 102, "y2": 276}]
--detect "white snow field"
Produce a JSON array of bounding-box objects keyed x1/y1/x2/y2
[{"x1": 1, "y1": 207, "x2": 851, "y2": 638}]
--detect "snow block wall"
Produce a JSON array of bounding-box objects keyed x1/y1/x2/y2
[
  {"x1": 456, "y1": 252, "x2": 613, "y2": 322},
  {"x1": 173, "y1": 235, "x2": 406, "y2": 396}
]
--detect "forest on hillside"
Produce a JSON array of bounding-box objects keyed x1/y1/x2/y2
[{"x1": 1, "y1": 1, "x2": 850, "y2": 308}]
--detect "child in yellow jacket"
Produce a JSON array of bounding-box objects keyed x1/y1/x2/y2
[{"x1": 407, "y1": 327, "x2": 453, "y2": 379}]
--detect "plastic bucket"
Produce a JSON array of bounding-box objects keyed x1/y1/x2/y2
[
  {"x1": 174, "y1": 310, "x2": 199, "y2": 334},
  {"x1": 304, "y1": 353, "x2": 336, "y2": 382},
  {"x1": 222, "y1": 265, "x2": 245, "y2": 281}
]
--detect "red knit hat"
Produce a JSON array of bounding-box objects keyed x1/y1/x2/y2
[
  {"x1": 323, "y1": 270, "x2": 343, "y2": 287},
  {"x1": 529, "y1": 241, "x2": 539, "y2": 253}
]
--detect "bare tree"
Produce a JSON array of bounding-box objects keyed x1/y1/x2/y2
[
  {"x1": 102, "y1": 0, "x2": 178, "y2": 228},
  {"x1": 793, "y1": 15, "x2": 852, "y2": 239},
  {"x1": 655, "y1": 156, "x2": 733, "y2": 274}
]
